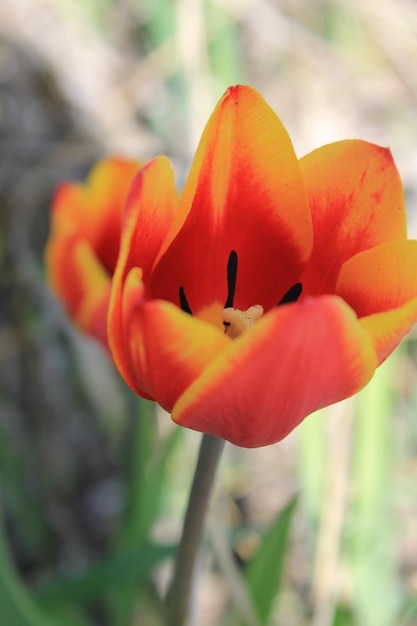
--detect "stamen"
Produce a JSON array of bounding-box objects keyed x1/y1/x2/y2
[
  {"x1": 225, "y1": 250, "x2": 238, "y2": 308},
  {"x1": 222, "y1": 305, "x2": 264, "y2": 339},
  {"x1": 278, "y1": 282, "x2": 302, "y2": 306},
  {"x1": 179, "y1": 286, "x2": 192, "y2": 315}
]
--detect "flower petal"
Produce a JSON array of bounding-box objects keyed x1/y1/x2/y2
[
  {"x1": 46, "y1": 228, "x2": 110, "y2": 343},
  {"x1": 51, "y1": 158, "x2": 141, "y2": 274},
  {"x1": 122, "y1": 157, "x2": 178, "y2": 295},
  {"x1": 172, "y1": 296, "x2": 378, "y2": 448},
  {"x1": 111, "y1": 267, "x2": 231, "y2": 406},
  {"x1": 336, "y1": 239, "x2": 417, "y2": 317},
  {"x1": 152, "y1": 85, "x2": 312, "y2": 323},
  {"x1": 108, "y1": 157, "x2": 179, "y2": 388},
  {"x1": 360, "y1": 299, "x2": 417, "y2": 364},
  {"x1": 299, "y1": 140, "x2": 406, "y2": 295},
  {"x1": 337, "y1": 240, "x2": 417, "y2": 362}
]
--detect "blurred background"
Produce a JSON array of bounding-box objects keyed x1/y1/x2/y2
[{"x1": 1, "y1": 0, "x2": 417, "y2": 625}]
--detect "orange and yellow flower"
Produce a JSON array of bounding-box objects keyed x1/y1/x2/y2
[
  {"x1": 45, "y1": 158, "x2": 141, "y2": 345},
  {"x1": 107, "y1": 85, "x2": 417, "y2": 447}
]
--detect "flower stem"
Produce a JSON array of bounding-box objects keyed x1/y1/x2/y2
[{"x1": 166, "y1": 433, "x2": 225, "y2": 626}]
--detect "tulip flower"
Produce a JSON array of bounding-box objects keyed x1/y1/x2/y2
[
  {"x1": 108, "y1": 85, "x2": 417, "y2": 448},
  {"x1": 45, "y1": 158, "x2": 141, "y2": 345}
]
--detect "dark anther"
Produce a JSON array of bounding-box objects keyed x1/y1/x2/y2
[
  {"x1": 223, "y1": 250, "x2": 238, "y2": 332},
  {"x1": 225, "y1": 250, "x2": 238, "y2": 308},
  {"x1": 278, "y1": 282, "x2": 302, "y2": 306},
  {"x1": 179, "y1": 286, "x2": 193, "y2": 315}
]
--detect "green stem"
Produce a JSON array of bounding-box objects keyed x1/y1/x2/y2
[{"x1": 166, "y1": 433, "x2": 225, "y2": 626}]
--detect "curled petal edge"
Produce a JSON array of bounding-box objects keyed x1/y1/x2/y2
[{"x1": 360, "y1": 297, "x2": 417, "y2": 364}]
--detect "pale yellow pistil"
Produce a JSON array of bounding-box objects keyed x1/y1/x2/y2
[{"x1": 222, "y1": 305, "x2": 264, "y2": 339}]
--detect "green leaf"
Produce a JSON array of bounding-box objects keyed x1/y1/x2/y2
[
  {"x1": 332, "y1": 605, "x2": 354, "y2": 626},
  {"x1": 141, "y1": 0, "x2": 176, "y2": 46},
  {"x1": 108, "y1": 399, "x2": 182, "y2": 626},
  {"x1": 117, "y1": 398, "x2": 159, "y2": 547},
  {"x1": 37, "y1": 605, "x2": 92, "y2": 626},
  {"x1": 244, "y1": 497, "x2": 297, "y2": 626},
  {"x1": 0, "y1": 423, "x2": 48, "y2": 556},
  {"x1": 0, "y1": 509, "x2": 55, "y2": 626},
  {"x1": 347, "y1": 352, "x2": 402, "y2": 626},
  {"x1": 206, "y1": 2, "x2": 245, "y2": 86},
  {"x1": 35, "y1": 543, "x2": 174, "y2": 607},
  {"x1": 297, "y1": 409, "x2": 327, "y2": 529}
]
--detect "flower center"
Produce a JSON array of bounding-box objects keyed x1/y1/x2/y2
[
  {"x1": 178, "y1": 249, "x2": 303, "y2": 335},
  {"x1": 222, "y1": 304, "x2": 264, "y2": 338}
]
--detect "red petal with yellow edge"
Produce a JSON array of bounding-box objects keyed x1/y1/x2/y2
[
  {"x1": 152, "y1": 85, "x2": 312, "y2": 321},
  {"x1": 112, "y1": 267, "x2": 231, "y2": 406},
  {"x1": 172, "y1": 296, "x2": 377, "y2": 448},
  {"x1": 300, "y1": 140, "x2": 406, "y2": 296},
  {"x1": 108, "y1": 158, "x2": 179, "y2": 388},
  {"x1": 336, "y1": 240, "x2": 417, "y2": 317},
  {"x1": 122, "y1": 157, "x2": 178, "y2": 295},
  {"x1": 46, "y1": 229, "x2": 110, "y2": 344},
  {"x1": 361, "y1": 298, "x2": 417, "y2": 364},
  {"x1": 51, "y1": 158, "x2": 141, "y2": 274},
  {"x1": 115, "y1": 268, "x2": 154, "y2": 399}
]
